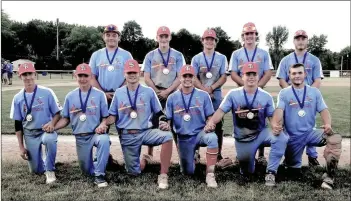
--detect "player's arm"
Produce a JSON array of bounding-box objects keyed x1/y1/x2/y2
[
  {"x1": 15, "y1": 120, "x2": 28, "y2": 160},
  {"x1": 258, "y1": 70, "x2": 272, "y2": 88},
  {"x1": 279, "y1": 79, "x2": 290, "y2": 89},
  {"x1": 194, "y1": 76, "x2": 207, "y2": 91},
  {"x1": 165, "y1": 75, "x2": 181, "y2": 94},
  {"x1": 211, "y1": 74, "x2": 227, "y2": 91},
  {"x1": 91, "y1": 76, "x2": 104, "y2": 91},
  {"x1": 230, "y1": 71, "x2": 244, "y2": 87},
  {"x1": 311, "y1": 59, "x2": 323, "y2": 89},
  {"x1": 144, "y1": 72, "x2": 159, "y2": 92},
  {"x1": 311, "y1": 78, "x2": 322, "y2": 89},
  {"x1": 54, "y1": 117, "x2": 70, "y2": 131}
]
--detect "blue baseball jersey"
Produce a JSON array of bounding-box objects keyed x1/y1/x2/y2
[
  {"x1": 276, "y1": 85, "x2": 328, "y2": 136},
  {"x1": 62, "y1": 87, "x2": 109, "y2": 134},
  {"x1": 109, "y1": 84, "x2": 162, "y2": 130},
  {"x1": 10, "y1": 85, "x2": 62, "y2": 130},
  {"x1": 276, "y1": 52, "x2": 324, "y2": 86},
  {"x1": 229, "y1": 47, "x2": 273, "y2": 78},
  {"x1": 165, "y1": 88, "x2": 214, "y2": 135},
  {"x1": 89, "y1": 47, "x2": 133, "y2": 92},
  {"x1": 219, "y1": 87, "x2": 275, "y2": 142},
  {"x1": 142, "y1": 48, "x2": 185, "y2": 88},
  {"x1": 7, "y1": 63, "x2": 13, "y2": 73}
]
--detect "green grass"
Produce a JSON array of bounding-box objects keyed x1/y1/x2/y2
[
  {"x1": 1, "y1": 161, "x2": 350, "y2": 201},
  {"x1": 2, "y1": 86, "x2": 350, "y2": 137}
]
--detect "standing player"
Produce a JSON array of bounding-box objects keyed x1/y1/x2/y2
[
  {"x1": 141, "y1": 26, "x2": 185, "y2": 164},
  {"x1": 276, "y1": 30, "x2": 324, "y2": 167},
  {"x1": 271, "y1": 63, "x2": 342, "y2": 189},
  {"x1": 54, "y1": 63, "x2": 111, "y2": 188},
  {"x1": 166, "y1": 64, "x2": 219, "y2": 188},
  {"x1": 89, "y1": 24, "x2": 133, "y2": 164},
  {"x1": 191, "y1": 28, "x2": 231, "y2": 168},
  {"x1": 103, "y1": 59, "x2": 173, "y2": 189},
  {"x1": 205, "y1": 62, "x2": 288, "y2": 186},
  {"x1": 229, "y1": 22, "x2": 273, "y2": 164},
  {"x1": 6, "y1": 60, "x2": 13, "y2": 85},
  {"x1": 10, "y1": 63, "x2": 62, "y2": 184}
]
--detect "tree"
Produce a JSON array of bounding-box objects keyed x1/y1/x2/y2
[
  {"x1": 170, "y1": 29, "x2": 202, "y2": 63},
  {"x1": 120, "y1": 20, "x2": 144, "y2": 58},
  {"x1": 339, "y1": 46, "x2": 351, "y2": 70},
  {"x1": 265, "y1": 26, "x2": 289, "y2": 69},
  {"x1": 307, "y1": 34, "x2": 328, "y2": 58},
  {"x1": 211, "y1": 27, "x2": 242, "y2": 61}
]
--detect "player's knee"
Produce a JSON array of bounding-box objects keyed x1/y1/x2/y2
[
  {"x1": 324, "y1": 134, "x2": 342, "y2": 161},
  {"x1": 204, "y1": 132, "x2": 218, "y2": 148},
  {"x1": 42, "y1": 132, "x2": 57, "y2": 145},
  {"x1": 97, "y1": 134, "x2": 110, "y2": 145},
  {"x1": 160, "y1": 130, "x2": 173, "y2": 143}
]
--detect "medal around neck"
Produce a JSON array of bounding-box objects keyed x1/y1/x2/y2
[
  {"x1": 26, "y1": 114, "x2": 33, "y2": 122},
  {"x1": 130, "y1": 110, "x2": 138, "y2": 119},
  {"x1": 108, "y1": 65, "x2": 114, "y2": 72},
  {"x1": 206, "y1": 72, "x2": 213, "y2": 79},
  {"x1": 80, "y1": 114, "x2": 87, "y2": 122},
  {"x1": 246, "y1": 112, "x2": 254, "y2": 119},
  {"x1": 183, "y1": 113, "x2": 191, "y2": 121},
  {"x1": 163, "y1": 68, "x2": 170, "y2": 75},
  {"x1": 298, "y1": 109, "x2": 306, "y2": 117}
]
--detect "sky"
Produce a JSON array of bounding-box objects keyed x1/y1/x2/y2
[{"x1": 2, "y1": 1, "x2": 350, "y2": 52}]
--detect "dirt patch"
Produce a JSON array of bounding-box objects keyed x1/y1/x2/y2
[{"x1": 1, "y1": 135, "x2": 350, "y2": 167}]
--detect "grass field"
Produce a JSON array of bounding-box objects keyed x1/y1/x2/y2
[
  {"x1": 2, "y1": 85, "x2": 350, "y2": 137},
  {"x1": 1, "y1": 160, "x2": 350, "y2": 201}
]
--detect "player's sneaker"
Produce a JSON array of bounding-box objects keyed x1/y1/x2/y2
[
  {"x1": 157, "y1": 174, "x2": 169, "y2": 189},
  {"x1": 265, "y1": 172, "x2": 276, "y2": 187},
  {"x1": 45, "y1": 171, "x2": 56, "y2": 184},
  {"x1": 321, "y1": 173, "x2": 333, "y2": 190},
  {"x1": 257, "y1": 156, "x2": 268, "y2": 166},
  {"x1": 206, "y1": 173, "x2": 218, "y2": 188},
  {"x1": 94, "y1": 175, "x2": 108, "y2": 188},
  {"x1": 308, "y1": 156, "x2": 320, "y2": 167}
]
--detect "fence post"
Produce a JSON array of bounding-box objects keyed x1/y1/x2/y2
[{"x1": 61, "y1": 73, "x2": 63, "y2": 79}]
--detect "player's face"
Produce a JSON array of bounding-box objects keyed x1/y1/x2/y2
[
  {"x1": 202, "y1": 37, "x2": 216, "y2": 50},
  {"x1": 20, "y1": 72, "x2": 36, "y2": 86},
  {"x1": 103, "y1": 32, "x2": 119, "y2": 48},
  {"x1": 293, "y1": 36, "x2": 308, "y2": 51},
  {"x1": 157, "y1": 34, "x2": 171, "y2": 48},
  {"x1": 125, "y1": 72, "x2": 140, "y2": 84},
  {"x1": 243, "y1": 32, "x2": 257, "y2": 45},
  {"x1": 289, "y1": 66, "x2": 306, "y2": 86},
  {"x1": 76, "y1": 73, "x2": 91, "y2": 88},
  {"x1": 242, "y1": 72, "x2": 258, "y2": 87},
  {"x1": 180, "y1": 74, "x2": 194, "y2": 88}
]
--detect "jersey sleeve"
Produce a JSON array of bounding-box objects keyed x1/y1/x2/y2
[
  {"x1": 89, "y1": 51, "x2": 99, "y2": 76},
  {"x1": 108, "y1": 91, "x2": 119, "y2": 116},
  {"x1": 276, "y1": 58, "x2": 288, "y2": 81},
  {"x1": 165, "y1": 94, "x2": 174, "y2": 120},
  {"x1": 100, "y1": 91, "x2": 109, "y2": 118},
  {"x1": 62, "y1": 94, "x2": 70, "y2": 118},
  {"x1": 47, "y1": 88, "x2": 62, "y2": 116},
  {"x1": 219, "y1": 91, "x2": 233, "y2": 113},
  {"x1": 142, "y1": 52, "x2": 152, "y2": 73},
  {"x1": 229, "y1": 51, "x2": 239, "y2": 73},
  {"x1": 276, "y1": 90, "x2": 286, "y2": 110},
  {"x1": 204, "y1": 92, "x2": 215, "y2": 117},
  {"x1": 10, "y1": 97, "x2": 23, "y2": 121},
  {"x1": 315, "y1": 88, "x2": 328, "y2": 112},
  {"x1": 313, "y1": 58, "x2": 324, "y2": 80}
]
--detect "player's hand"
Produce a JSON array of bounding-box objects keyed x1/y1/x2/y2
[
  {"x1": 158, "y1": 90, "x2": 169, "y2": 100},
  {"x1": 159, "y1": 121, "x2": 170, "y2": 131},
  {"x1": 20, "y1": 147, "x2": 28, "y2": 160},
  {"x1": 205, "y1": 86, "x2": 213, "y2": 94},
  {"x1": 321, "y1": 124, "x2": 333, "y2": 135},
  {"x1": 42, "y1": 122, "x2": 55, "y2": 133},
  {"x1": 95, "y1": 123, "x2": 108, "y2": 134},
  {"x1": 204, "y1": 121, "x2": 215, "y2": 133},
  {"x1": 105, "y1": 92, "x2": 113, "y2": 101},
  {"x1": 271, "y1": 122, "x2": 283, "y2": 135}
]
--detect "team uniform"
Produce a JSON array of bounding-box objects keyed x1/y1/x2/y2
[
  {"x1": 165, "y1": 88, "x2": 218, "y2": 174},
  {"x1": 142, "y1": 47, "x2": 185, "y2": 108},
  {"x1": 219, "y1": 87, "x2": 288, "y2": 174},
  {"x1": 10, "y1": 85, "x2": 62, "y2": 174},
  {"x1": 62, "y1": 86, "x2": 110, "y2": 177},
  {"x1": 108, "y1": 84, "x2": 173, "y2": 175}
]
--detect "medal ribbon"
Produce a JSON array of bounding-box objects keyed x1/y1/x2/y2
[
  {"x1": 293, "y1": 51, "x2": 308, "y2": 65},
  {"x1": 292, "y1": 85, "x2": 307, "y2": 109},
  {"x1": 23, "y1": 85, "x2": 38, "y2": 115},
  {"x1": 79, "y1": 86, "x2": 92, "y2": 113},
  {"x1": 202, "y1": 51, "x2": 216, "y2": 72},
  {"x1": 127, "y1": 84, "x2": 140, "y2": 111},
  {"x1": 244, "y1": 46, "x2": 258, "y2": 62},
  {"x1": 158, "y1": 48, "x2": 171, "y2": 68},
  {"x1": 105, "y1": 48, "x2": 119, "y2": 65},
  {"x1": 181, "y1": 88, "x2": 195, "y2": 114},
  {"x1": 243, "y1": 88, "x2": 259, "y2": 111}
]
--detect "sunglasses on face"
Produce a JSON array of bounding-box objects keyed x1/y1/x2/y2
[{"x1": 77, "y1": 74, "x2": 89, "y2": 78}]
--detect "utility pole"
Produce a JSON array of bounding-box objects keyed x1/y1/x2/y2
[{"x1": 56, "y1": 18, "x2": 59, "y2": 61}]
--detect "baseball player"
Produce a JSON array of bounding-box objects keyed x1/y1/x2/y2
[
  {"x1": 141, "y1": 26, "x2": 185, "y2": 165},
  {"x1": 89, "y1": 24, "x2": 133, "y2": 165},
  {"x1": 166, "y1": 64, "x2": 219, "y2": 188},
  {"x1": 102, "y1": 59, "x2": 173, "y2": 189},
  {"x1": 6, "y1": 60, "x2": 13, "y2": 85},
  {"x1": 276, "y1": 30, "x2": 324, "y2": 167},
  {"x1": 205, "y1": 62, "x2": 288, "y2": 186},
  {"x1": 10, "y1": 62, "x2": 62, "y2": 184},
  {"x1": 271, "y1": 63, "x2": 342, "y2": 189},
  {"x1": 229, "y1": 22, "x2": 274, "y2": 164},
  {"x1": 53, "y1": 63, "x2": 110, "y2": 188},
  {"x1": 191, "y1": 28, "x2": 232, "y2": 168}
]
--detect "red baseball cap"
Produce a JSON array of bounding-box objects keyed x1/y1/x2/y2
[
  {"x1": 75, "y1": 63, "x2": 92, "y2": 75},
  {"x1": 103, "y1": 24, "x2": 121, "y2": 35},
  {"x1": 124, "y1": 59, "x2": 140, "y2": 73},
  {"x1": 202, "y1": 29, "x2": 217, "y2": 40},
  {"x1": 242, "y1": 62, "x2": 258, "y2": 74},
  {"x1": 294, "y1": 30, "x2": 308, "y2": 38},
  {"x1": 18, "y1": 63, "x2": 36, "y2": 75},
  {"x1": 242, "y1": 22, "x2": 258, "y2": 34},
  {"x1": 180, "y1": 65, "x2": 195, "y2": 76},
  {"x1": 157, "y1": 26, "x2": 171, "y2": 36}
]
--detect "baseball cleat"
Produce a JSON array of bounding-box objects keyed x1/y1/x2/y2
[
  {"x1": 157, "y1": 174, "x2": 169, "y2": 189},
  {"x1": 94, "y1": 175, "x2": 108, "y2": 188},
  {"x1": 45, "y1": 171, "x2": 57, "y2": 184},
  {"x1": 206, "y1": 173, "x2": 218, "y2": 188}
]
